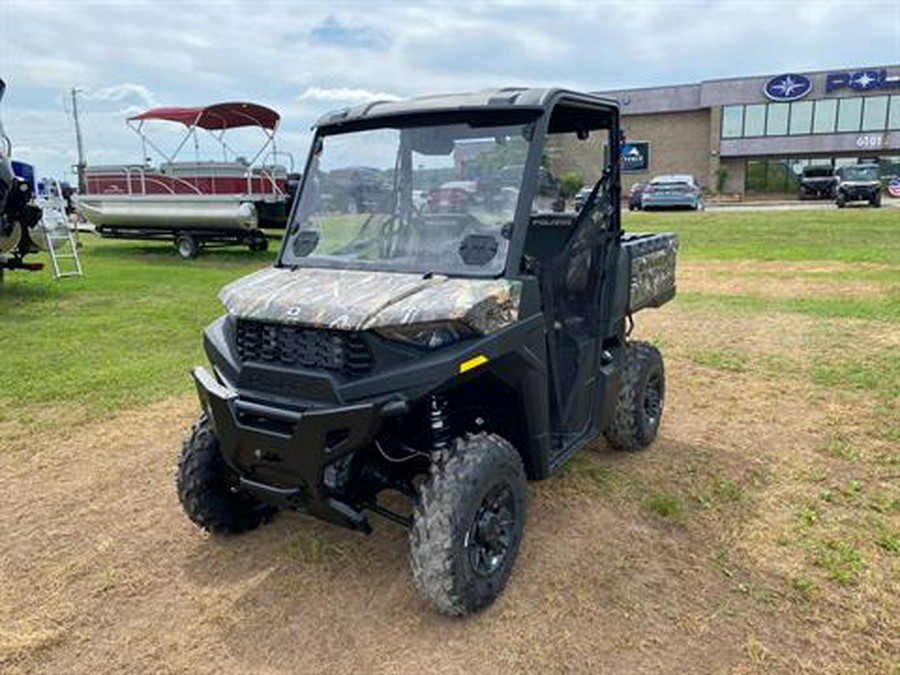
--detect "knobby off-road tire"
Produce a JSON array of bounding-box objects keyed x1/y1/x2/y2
[
  {"x1": 410, "y1": 433, "x2": 527, "y2": 616},
  {"x1": 176, "y1": 413, "x2": 274, "y2": 534},
  {"x1": 604, "y1": 341, "x2": 665, "y2": 451}
]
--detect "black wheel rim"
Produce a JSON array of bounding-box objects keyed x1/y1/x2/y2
[
  {"x1": 643, "y1": 372, "x2": 662, "y2": 427},
  {"x1": 466, "y1": 483, "x2": 516, "y2": 577}
]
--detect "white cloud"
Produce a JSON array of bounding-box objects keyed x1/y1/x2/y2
[
  {"x1": 296, "y1": 87, "x2": 401, "y2": 104},
  {"x1": 83, "y1": 84, "x2": 158, "y2": 107},
  {"x1": 1, "y1": 0, "x2": 897, "y2": 179}
]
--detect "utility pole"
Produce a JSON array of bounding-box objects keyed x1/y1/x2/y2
[{"x1": 70, "y1": 88, "x2": 86, "y2": 193}]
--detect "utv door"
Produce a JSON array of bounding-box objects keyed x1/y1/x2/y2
[
  {"x1": 521, "y1": 101, "x2": 622, "y2": 461},
  {"x1": 541, "y1": 180, "x2": 619, "y2": 453}
]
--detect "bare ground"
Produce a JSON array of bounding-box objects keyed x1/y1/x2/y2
[
  {"x1": 678, "y1": 260, "x2": 896, "y2": 299},
  {"x1": 2, "y1": 264, "x2": 898, "y2": 674}
]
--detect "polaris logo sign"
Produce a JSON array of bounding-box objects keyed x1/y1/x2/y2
[
  {"x1": 764, "y1": 73, "x2": 812, "y2": 101},
  {"x1": 826, "y1": 69, "x2": 900, "y2": 93},
  {"x1": 620, "y1": 142, "x2": 650, "y2": 173},
  {"x1": 763, "y1": 68, "x2": 900, "y2": 101}
]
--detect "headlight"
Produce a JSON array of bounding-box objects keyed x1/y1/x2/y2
[{"x1": 376, "y1": 322, "x2": 475, "y2": 350}]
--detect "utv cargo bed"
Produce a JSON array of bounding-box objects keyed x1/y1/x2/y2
[{"x1": 622, "y1": 232, "x2": 678, "y2": 312}]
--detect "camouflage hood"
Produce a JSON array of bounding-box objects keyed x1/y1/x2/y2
[{"x1": 219, "y1": 267, "x2": 522, "y2": 334}]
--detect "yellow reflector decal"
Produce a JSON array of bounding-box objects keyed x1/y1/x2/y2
[{"x1": 459, "y1": 354, "x2": 489, "y2": 374}]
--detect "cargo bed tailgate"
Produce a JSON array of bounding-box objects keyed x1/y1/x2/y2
[{"x1": 623, "y1": 232, "x2": 678, "y2": 312}]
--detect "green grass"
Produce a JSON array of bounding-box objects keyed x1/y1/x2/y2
[
  {"x1": 626, "y1": 209, "x2": 900, "y2": 265},
  {"x1": 813, "y1": 540, "x2": 865, "y2": 584},
  {"x1": 281, "y1": 529, "x2": 346, "y2": 564},
  {"x1": 810, "y1": 352, "x2": 900, "y2": 399},
  {"x1": 686, "y1": 348, "x2": 749, "y2": 373},
  {"x1": 677, "y1": 291, "x2": 900, "y2": 323},
  {"x1": 645, "y1": 490, "x2": 685, "y2": 520},
  {"x1": 0, "y1": 237, "x2": 274, "y2": 428},
  {"x1": 3, "y1": 209, "x2": 899, "y2": 435}
]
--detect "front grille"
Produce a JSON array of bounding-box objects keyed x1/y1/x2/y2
[{"x1": 235, "y1": 319, "x2": 374, "y2": 377}]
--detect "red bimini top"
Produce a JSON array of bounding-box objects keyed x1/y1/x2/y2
[{"x1": 128, "y1": 102, "x2": 280, "y2": 130}]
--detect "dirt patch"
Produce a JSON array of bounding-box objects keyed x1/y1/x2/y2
[
  {"x1": 685, "y1": 261, "x2": 891, "y2": 274},
  {"x1": 2, "y1": 356, "x2": 897, "y2": 674},
  {"x1": 678, "y1": 262, "x2": 893, "y2": 300},
  {"x1": 3, "y1": 282, "x2": 898, "y2": 674}
]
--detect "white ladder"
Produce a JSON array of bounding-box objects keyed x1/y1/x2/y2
[{"x1": 37, "y1": 179, "x2": 83, "y2": 280}]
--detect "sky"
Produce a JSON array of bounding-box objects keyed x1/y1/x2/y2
[{"x1": 1, "y1": 0, "x2": 898, "y2": 180}]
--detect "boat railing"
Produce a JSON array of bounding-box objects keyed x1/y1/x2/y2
[
  {"x1": 86, "y1": 163, "x2": 288, "y2": 198},
  {"x1": 250, "y1": 165, "x2": 285, "y2": 196},
  {"x1": 134, "y1": 167, "x2": 204, "y2": 196},
  {"x1": 86, "y1": 165, "x2": 204, "y2": 196}
]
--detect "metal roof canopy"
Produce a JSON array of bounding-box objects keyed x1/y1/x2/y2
[
  {"x1": 129, "y1": 102, "x2": 280, "y2": 130},
  {"x1": 314, "y1": 88, "x2": 619, "y2": 132}
]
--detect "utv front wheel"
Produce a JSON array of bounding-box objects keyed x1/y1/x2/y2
[
  {"x1": 176, "y1": 414, "x2": 274, "y2": 534},
  {"x1": 605, "y1": 341, "x2": 665, "y2": 451},
  {"x1": 410, "y1": 433, "x2": 527, "y2": 616}
]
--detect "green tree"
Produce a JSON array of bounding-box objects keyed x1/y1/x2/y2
[{"x1": 560, "y1": 170, "x2": 585, "y2": 198}]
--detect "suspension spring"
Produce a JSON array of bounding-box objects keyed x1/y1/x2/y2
[{"x1": 429, "y1": 394, "x2": 451, "y2": 456}]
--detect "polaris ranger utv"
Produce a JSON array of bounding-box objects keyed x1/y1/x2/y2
[
  {"x1": 177, "y1": 88, "x2": 677, "y2": 615},
  {"x1": 834, "y1": 163, "x2": 882, "y2": 208}
]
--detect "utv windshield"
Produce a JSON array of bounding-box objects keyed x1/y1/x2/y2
[
  {"x1": 840, "y1": 165, "x2": 879, "y2": 181},
  {"x1": 282, "y1": 117, "x2": 533, "y2": 276}
]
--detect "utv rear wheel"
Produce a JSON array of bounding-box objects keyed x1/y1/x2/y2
[
  {"x1": 176, "y1": 414, "x2": 274, "y2": 534},
  {"x1": 410, "y1": 433, "x2": 527, "y2": 616},
  {"x1": 605, "y1": 341, "x2": 665, "y2": 451}
]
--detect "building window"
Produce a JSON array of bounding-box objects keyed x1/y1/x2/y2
[
  {"x1": 813, "y1": 99, "x2": 838, "y2": 134},
  {"x1": 745, "y1": 158, "x2": 802, "y2": 193},
  {"x1": 837, "y1": 98, "x2": 862, "y2": 132},
  {"x1": 789, "y1": 101, "x2": 813, "y2": 135},
  {"x1": 861, "y1": 96, "x2": 889, "y2": 131},
  {"x1": 721, "y1": 105, "x2": 744, "y2": 138},
  {"x1": 766, "y1": 103, "x2": 789, "y2": 136},
  {"x1": 744, "y1": 104, "x2": 766, "y2": 137},
  {"x1": 745, "y1": 160, "x2": 768, "y2": 192},
  {"x1": 887, "y1": 96, "x2": 900, "y2": 130}
]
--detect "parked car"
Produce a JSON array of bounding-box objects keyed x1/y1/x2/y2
[
  {"x1": 627, "y1": 181, "x2": 649, "y2": 210},
  {"x1": 641, "y1": 175, "x2": 703, "y2": 210},
  {"x1": 573, "y1": 186, "x2": 592, "y2": 211},
  {"x1": 411, "y1": 189, "x2": 428, "y2": 211},
  {"x1": 798, "y1": 165, "x2": 836, "y2": 200},
  {"x1": 834, "y1": 164, "x2": 881, "y2": 208},
  {"x1": 320, "y1": 167, "x2": 391, "y2": 213},
  {"x1": 428, "y1": 180, "x2": 477, "y2": 212}
]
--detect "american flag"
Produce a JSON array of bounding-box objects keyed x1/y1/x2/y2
[{"x1": 888, "y1": 178, "x2": 900, "y2": 198}]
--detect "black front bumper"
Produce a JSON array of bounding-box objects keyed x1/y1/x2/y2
[
  {"x1": 193, "y1": 366, "x2": 392, "y2": 531},
  {"x1": 842, "y1": 189, "x2": 877, "y2": 201}
]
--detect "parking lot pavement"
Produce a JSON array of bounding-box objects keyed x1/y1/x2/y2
[{"x1": 704, "y1": 198, "x2": 900, "y2": 212}]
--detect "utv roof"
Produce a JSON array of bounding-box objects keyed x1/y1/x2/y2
[{"x1": 314, "y1": 88, "x2": 619, "y2": 129}]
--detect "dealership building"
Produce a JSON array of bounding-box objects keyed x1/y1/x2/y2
[{"x1": 587, "y1": 64, "x2": 900, "y2": 198}]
